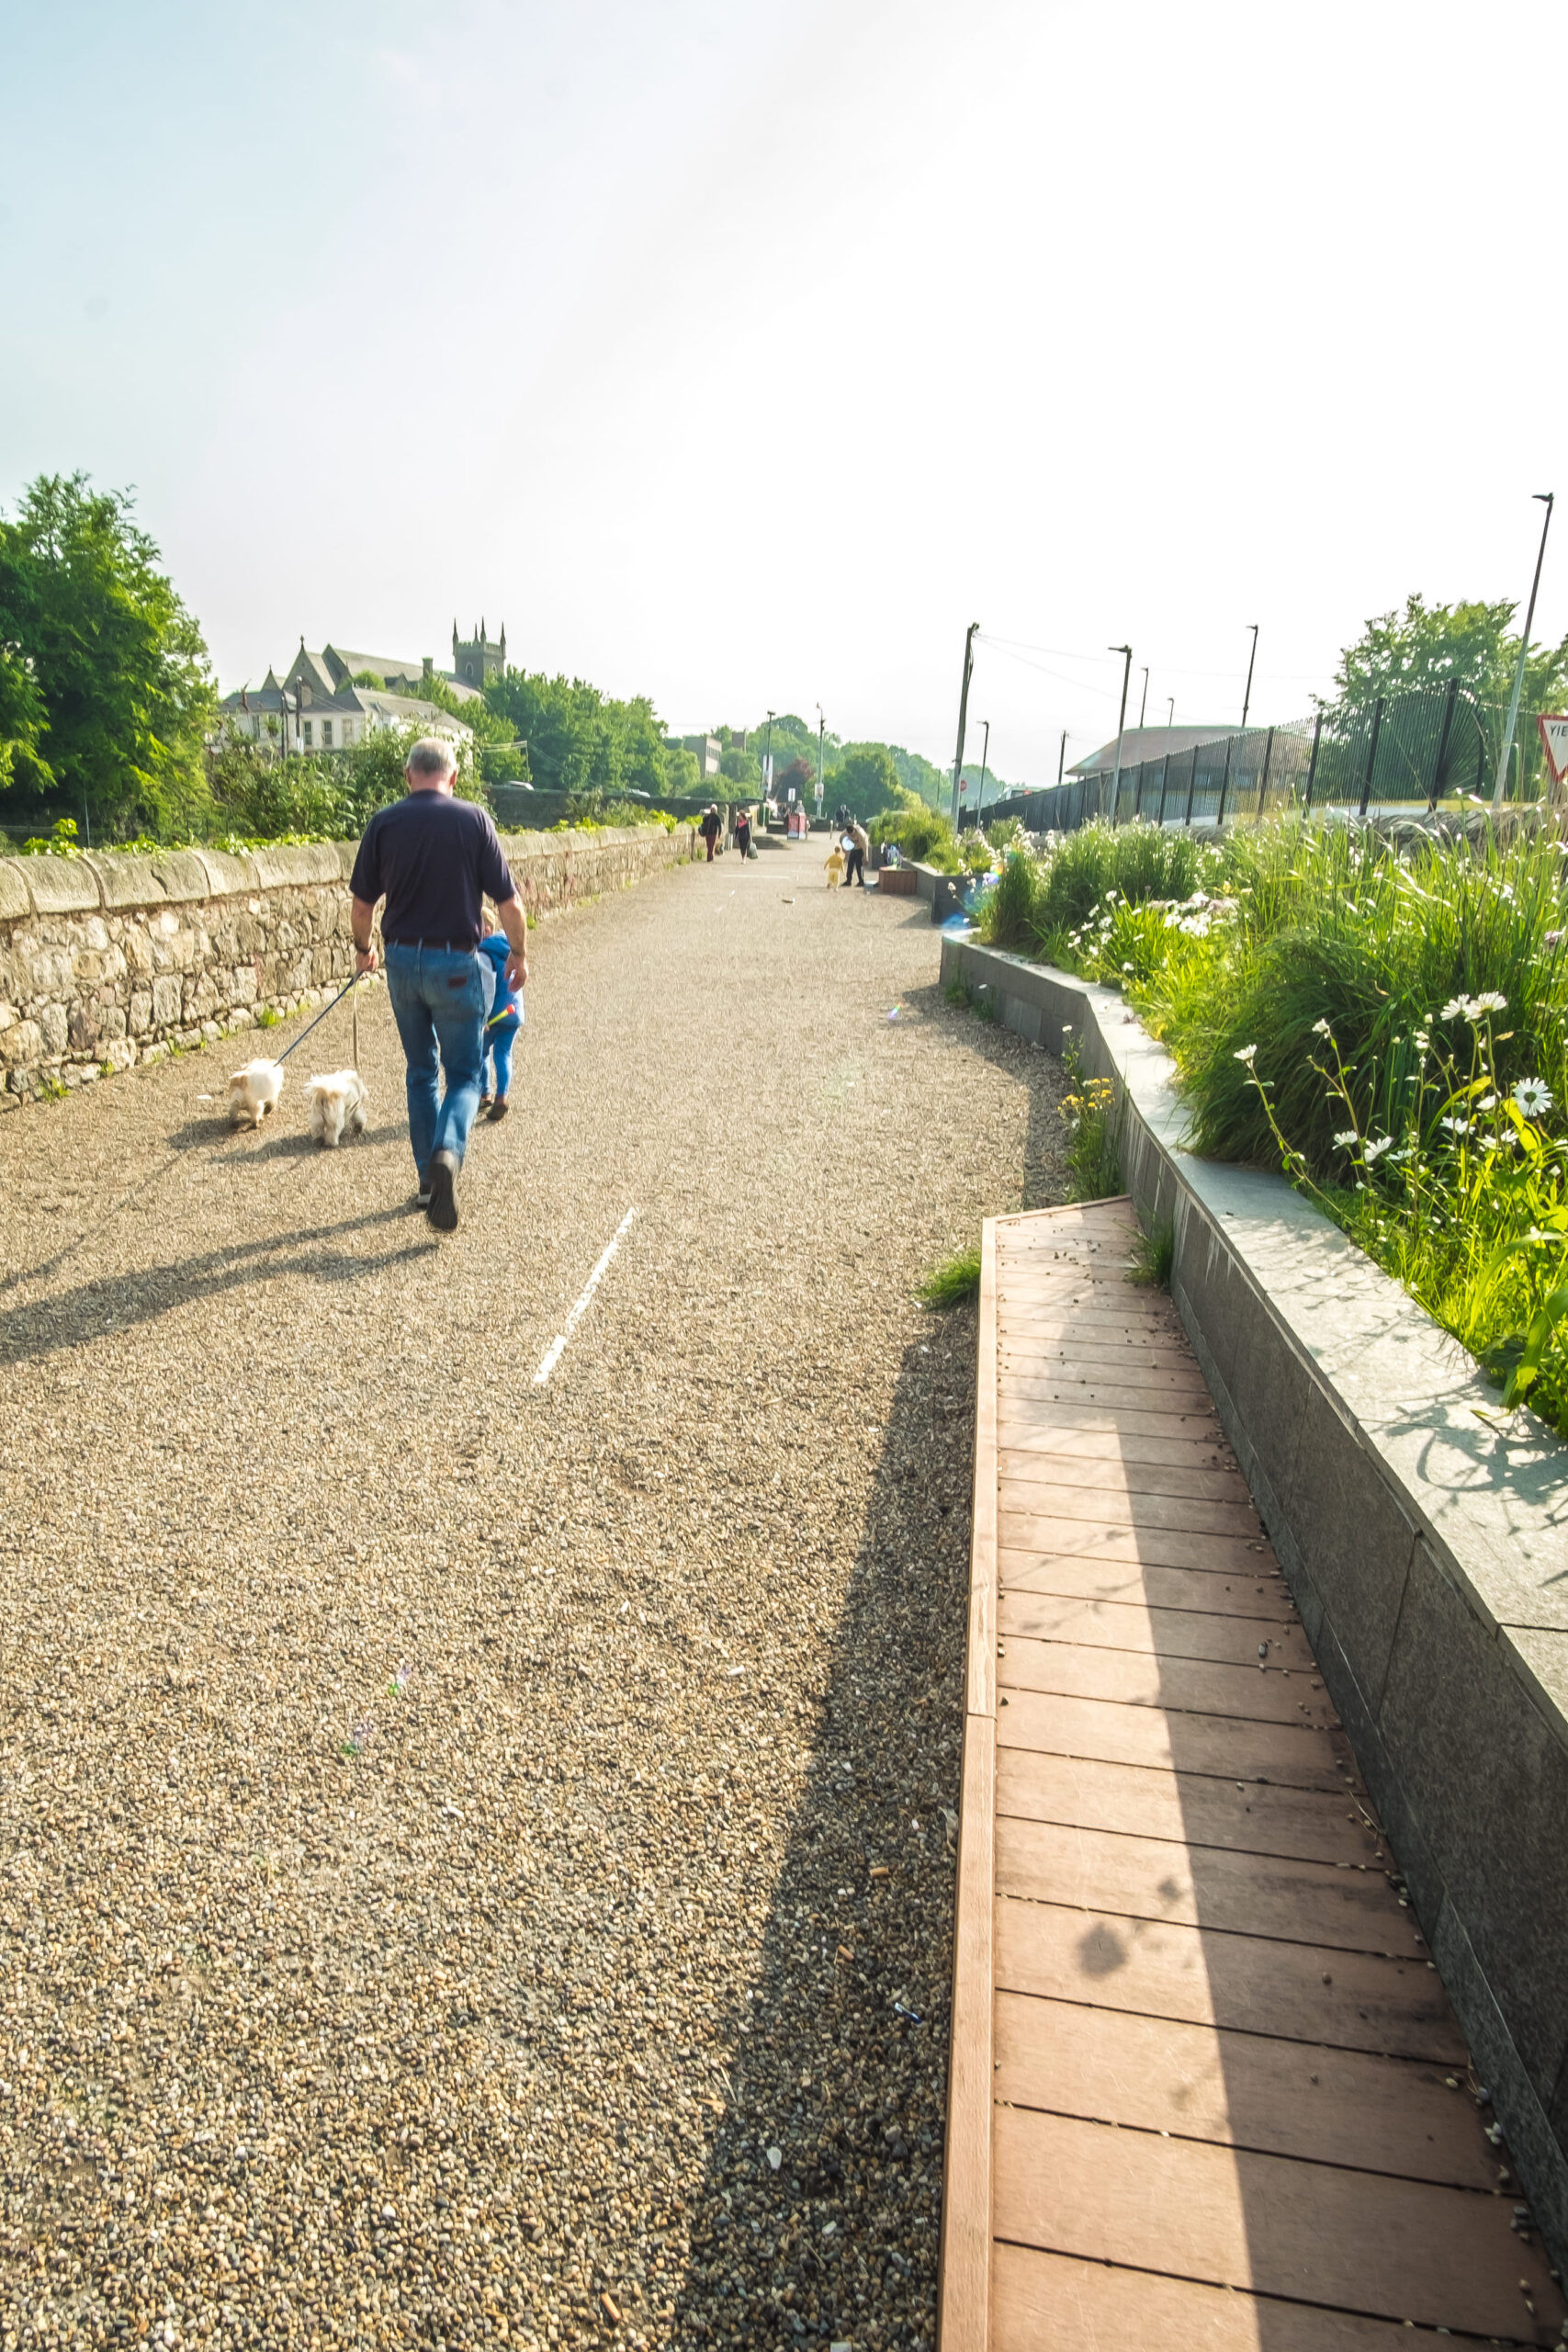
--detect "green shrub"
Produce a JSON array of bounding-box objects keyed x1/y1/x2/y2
[{"x1": 918, "y1": 1246, "x2": 982, "y2": 1306}]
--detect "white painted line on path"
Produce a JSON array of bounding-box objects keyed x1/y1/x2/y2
[{"x1": 532, "y1": 1206, "x2": 638, "y2": 1386}]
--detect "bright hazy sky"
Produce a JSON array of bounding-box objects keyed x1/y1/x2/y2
[{"x1": 6, "y1": 0, "x2": 1567, "y2": 784}]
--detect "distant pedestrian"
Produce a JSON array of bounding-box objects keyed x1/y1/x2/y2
[
  {"x1": 735, "y1": 808, "x2": 752, "y2": 859},
  {"x1": 349, "y1": 737, "x2": 527, "y2": 1232},
  {"x1": 477, "y1": 930, "x2": 524, "y2": 1121},
  {"x1": 699, "y1": 806, "x2": 722, "y2": 863},
  {"x1": 844, "y1": 819, "x2": 868, "y2": 888}
]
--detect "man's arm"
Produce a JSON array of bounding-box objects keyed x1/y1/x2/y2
[
  {"x1": 351, "y1": 894, "x2": 379, "y2": 974},
  {"x1": 497, "y1": 892, "x2": 528, "y2": 992}
]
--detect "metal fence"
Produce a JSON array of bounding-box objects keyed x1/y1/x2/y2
[{"x1": 959, "y1": 686, "x2": 1555, "y2": 836}]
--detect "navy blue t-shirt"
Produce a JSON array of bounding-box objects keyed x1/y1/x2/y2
[{"x1": 350, "y1": 791, "x2": 516, "y2": 949}]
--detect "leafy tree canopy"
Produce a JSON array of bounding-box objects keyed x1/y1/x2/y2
[
  {"x1": 718, "y1": 745, "x2": 760, "y2": 785},
  {"x1": 483, "y1": 669, "x2": 668, "y2": 799},
  {"x1": 825, "y1": 741, "x2": 903, "y2": 819},
  {"x1": 1333, "y1": 594, "x2": 1568, "y2": 721},
  {"x1": 0, "y1": 472, "x2": 216, "y2": 834}
]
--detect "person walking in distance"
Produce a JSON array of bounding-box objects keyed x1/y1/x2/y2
[
  {"x1": 734, "y1": 806, "x2": 752, "y2": 861},
  {"x1": 349, "y1": 737, "x2": 527, "y2": 1232},
  {"x1": 698, "y1": 805, "x2": 722, "y2": 863},
  {"x1": 843, "y1": 817, "x2": 869, "y2": 888}
]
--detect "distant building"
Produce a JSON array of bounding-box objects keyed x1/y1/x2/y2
[
  {"x1": 679, "y1": 734, "x2": 722, "y2": 781},
  {"x1": 1067, "y1": 724, "x2": 1232, "y2": 780},
  {"x1": 451, "y1": 619, "x2": 506, "y2": 690},
  {"x1": 214, "y1": 623, "x2": 507, "y2": 756},
  {"x1": 216, "y1": 641, "x2": 473, "y2": 758}
]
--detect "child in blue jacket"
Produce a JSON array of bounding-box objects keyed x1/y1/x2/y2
[{"x1": 477, "y1": 931, "x2": 524, "y2": 1121}]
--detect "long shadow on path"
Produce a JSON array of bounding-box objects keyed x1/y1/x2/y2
[{"x1": 671, "y1": 1313, "x2": 978, "y2": 2352}]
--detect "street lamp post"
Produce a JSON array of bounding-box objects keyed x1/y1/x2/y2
[
  {"x1": 763, "y1": 708, "x2": 775, "y2": 816},
  {"x1": 1137, "y1": 667, "x2": 1149, "y2": 730},
  {"x1": 1166, "y1": 696, "x2": 1175, "y2": 729},
  {"x1": 1493, "y1": 492, "x2": 1556, "y2": 808},
  {"x1": 975, "y1": 719, "x2": 990, "y2": 827},
  {"x1": 815, "y1": 705, "x2": 825, "y2": 819},
  {"x1": 1240, "y1": 624, "x2": 1259, "y2": 736},
  {"x1": 1108, "y1": 645, "x2": 1133, "y2": 823}
]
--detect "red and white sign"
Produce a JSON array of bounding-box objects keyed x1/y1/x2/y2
[{"x1": 1538, "y1": 714, "x2": 1568, "y2": 788}]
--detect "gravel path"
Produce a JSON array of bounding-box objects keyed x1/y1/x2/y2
[{"x1": 0, "y1": 842, "x2": 1067, "y2": 2352}]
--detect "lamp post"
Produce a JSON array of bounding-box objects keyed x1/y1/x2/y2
[
  {"x1": 949, "y1": 619, "x2": 979, "y2": 825},
  {"x1": 1240, "y1": 623, "x2": 1259, "y2": 736},
  {"x1": 975, "y1": 718, "x2": 990, "y2": 827},
  {"x1": 815, "y1": 705, "x2": 825, "y2": 819},
  {"x1": 1493, "y1": 492, "x2": 1556, "y2": 808},
  {"x1": 1167, "y1": 696, "x2": 1175, "y2": 729},
  {"x1": 1108, "y1": 644, "x2": 1133, "y2": 823},
  {"x1": 763, "y1": 708, "x2": 775, "y2": 814},
  {"x1": 1137, "y1": 667, "x2": 1149, "y2": 730}
]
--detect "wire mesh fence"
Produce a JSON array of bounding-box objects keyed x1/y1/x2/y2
[{"x1": 961, "y1": 686, "x2": 1562, "y2": 837}]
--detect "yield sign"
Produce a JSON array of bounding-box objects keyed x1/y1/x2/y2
[{"x1": 1538, "y1": 714, "x2": 1568, "y2": 787}]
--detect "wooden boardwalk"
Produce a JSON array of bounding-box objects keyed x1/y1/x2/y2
[{"x1": 940, "y1": 1200, "x2": 1566, "y2": 2351}]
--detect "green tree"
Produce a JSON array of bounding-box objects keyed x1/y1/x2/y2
[
  {"x1": 0, "y1": 473, "x2": 216, "y2": 835},
  {"x1": 483, "y1": 671, "x2": 669, "y2": 798},
  {"x1": 719, "y1": 745, "x2": 761, "y2": 786},
  {"x1": 663, "y1": 743, "x2": 702, "y2": 797},
  {"x1": 827, "y1": 741, "x2": 902, "y2": 818},
  {"x1": 1331, "y1": 594, "x2": 1568, "y2": 800}
]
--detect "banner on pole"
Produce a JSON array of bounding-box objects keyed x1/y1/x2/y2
[{"x1": 1538, "y1": 715, "x2": 1568, "y2": 789}]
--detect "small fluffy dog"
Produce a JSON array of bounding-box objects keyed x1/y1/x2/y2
[
  {"x1": 305, "y1": 1068, "x2": 369, "y2": 1148},
  {"x1": 228, "y1": 1058, "x2": 284, "y2": 1128}
]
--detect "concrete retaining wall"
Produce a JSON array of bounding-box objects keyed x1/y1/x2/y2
[
  {"x1": 942, "y1": 929, "x2": 1568, "y2": 2275},
  {"x1": 0, "y1": 822, "x2": 694, "y2": 1105}
]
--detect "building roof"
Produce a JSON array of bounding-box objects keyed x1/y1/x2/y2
[
  {"x1": 1066, "y1": 723, "x2": 1243, "y2": 779},
  {"x1": 321, "y1": 645, "x2": 424, "y2": 691}
]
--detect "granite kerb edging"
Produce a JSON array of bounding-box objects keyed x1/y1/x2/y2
[
  {"x1": 940, "y1": 925, "x2": 1568, "y2": 2278},
  {"x1": 0, "y1": 825, "x2": 694, "y2": 1103}
]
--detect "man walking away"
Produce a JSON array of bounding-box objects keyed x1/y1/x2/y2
[
  {"x1": 349, "y1": 738, "x2": 527, "y2": 1233},
  {"x1": 698, "y1": 805, "x2": 722, "y2": 863},
  {"x1": 844, "y1": 818, "x2": 869, "y2": 888}
]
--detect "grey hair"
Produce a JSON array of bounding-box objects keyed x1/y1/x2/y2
[{"x1": 405, "y1": 736, "x2": 457, "y2": 780}]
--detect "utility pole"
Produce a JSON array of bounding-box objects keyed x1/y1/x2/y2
[
  {"x1": 950, "y1": 620, "x2": 979, "y2": 825},
  {"x1": 815, "y1": 705, "x2": 825, "y2": 818},
  {"x1": 1494, "y1": 492, "x2": 1556, "y2": 808},
  {"x1": 1137, "y1": 667, "x2": 1149, "y2": 730},
  {"x1": 1056, "y1": 729, "x2": 1068, "y2": 787},
  {"x1": 976, "y1": 719, "x2": 990, "y2": 826},
  {"x1": 1108, "y1": 644, "x2": 1133, "y2": 822},
  {"x1": 1240, "y1": 623, "x2": 1259, "y2": 735}
]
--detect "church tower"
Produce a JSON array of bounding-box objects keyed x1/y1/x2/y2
[{"x1": 451, "y1": 616, "x2": 507, "y2": 688}]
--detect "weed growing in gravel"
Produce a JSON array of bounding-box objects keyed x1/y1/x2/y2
[
  {"x1": 917, "y1": 1247, "x2": 982, "y2": 1306},
  {"x1": 1061, "y1": 1041, "x2": 1122, "y2": 1201},
  {"x1": 1127, "y1": 1216, "x2": 1175, "y2": 1288}
]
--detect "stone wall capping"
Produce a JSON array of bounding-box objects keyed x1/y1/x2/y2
[
  {"x1": 15, "y1": 854, "x2": 103, "y2": 914},
  {"x1": 83, "y1": 852, "x2": 172, "y2": 909},
  {"x1": 942, "y1": 927, "x2": 1568, "y2": 2275},
  {"x1": 249, "y1": 842, "x2": 344, "y2": 889},
  {"x1": 192, "y1": 847, "x2": 262, "y2": 898},
  {"x1": 148, "y1": 851, "x2": 215, "y2": 904},
  {"x1": 0, "y1": 860, "x2": 39, "y2": 921}
]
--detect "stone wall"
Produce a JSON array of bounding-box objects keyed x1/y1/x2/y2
[{"x1": 0, "y1": 823, "x2": 694, "y2": 1106}]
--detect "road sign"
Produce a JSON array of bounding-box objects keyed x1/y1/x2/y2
[{"x1": 1538, "y1": 714, "x2": 1568, "y2": 789}]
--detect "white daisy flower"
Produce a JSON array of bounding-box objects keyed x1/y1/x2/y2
[
  {"x1": 1361, "y1": 1136, "x2": 1393, "y2": 1163},
  {"x1": 1513, "y1": 1078, "x2": 1554, "y2": 1116},
  {"x1": 1332, "y1": 1129, "x2": 1360, "y2": 1149},
  {"x1": 1234, "y1": 1044, "x2": 1258, "y2": 1064}
]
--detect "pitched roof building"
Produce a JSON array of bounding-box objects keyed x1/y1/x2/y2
[{"x1": 215, "y1": 626, "x2": 505, "y2": 755}]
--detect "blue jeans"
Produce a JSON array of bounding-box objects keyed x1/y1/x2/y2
[
  {"x1": 384, "y1": 943, "x2": 488, "y2": 1176},
  {"x1": 483, "y1": 1018, "x2": 517, "y2": 1099}
]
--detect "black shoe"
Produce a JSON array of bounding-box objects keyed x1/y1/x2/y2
[
  {"x1": 488, "y1": 1096, "x2": 509, "y2": 1123},
  {"x1": 426, "y1": 1149, "x2": 459, "y2": 1231},
  {"x1": 414, "y1": 1173, "x2": 433, "y2": 1209}
]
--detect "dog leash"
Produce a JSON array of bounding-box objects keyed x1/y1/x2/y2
[{"x1": 271, "y1": 972, "x2": 367, "y2": 1068}]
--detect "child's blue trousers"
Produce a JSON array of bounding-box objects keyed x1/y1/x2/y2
[{"x1": 483, "y1": 1018, "x2": 517, "y2": 1098}]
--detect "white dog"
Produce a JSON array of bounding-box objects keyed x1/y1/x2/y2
[
  {"x1": 228, "y1": 1058, "x2": 284, "y2": 1128},
  {"x1": 305, "y1": 1069, "x2": 369, "y2": 1148}
]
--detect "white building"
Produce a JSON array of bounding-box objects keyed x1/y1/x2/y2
[{"x1": 216, "y1": 638, "x2": 491, "y2": 758}]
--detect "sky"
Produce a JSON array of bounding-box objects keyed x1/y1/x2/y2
[{"x1": 6, "y1": 0, "x2": 1568, "y2": 786}]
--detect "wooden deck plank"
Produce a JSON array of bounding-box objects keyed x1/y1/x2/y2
[
  {"x1": 998, "y1": 1394, "x2": 1224, "y2": 1442},
  {"x1": 998, "y1": 1422, "x2": 1238, "y2": 1469},
  {"x1": 998, "y1": 1590, "x2": 1313, "y2": 1668},
  {"x1": 998, "y1": 1634, "x2": 1335, "y2": 1728},
  {"x1": 992, "y1": 1896, "x2": 1467, "y2": 2060},
  {"x1": 996, "y1": 1446, "x2": 1256, "y2": 1504},
  {"x1": 992, "y1": 1992, "x2": 1502, "y2": 2190},
  {"x1": 997, "y1": 1551, "x2": 1296, "y2": 1620},
  {"x1": 995, "y1": 1519, "x2": 1268, "y2": 1574},
  {"x1": 998, "y1": 1479, "x2": 1263, "y2": 1540},
  {"x1": 996, "y1": 1816, "x2": 1412, "y2": 1955},
  {"x1": 990, "y1": 2243, "x2": 1512, "y2": 2351},
  {"x1": 994, "y1": 1749, "x2": 1379, "y2": 1868},
  {"x1": 995, "y1": 1688, "x2": 1347, "y2": 1790},
  {"x1": 990, "y1": 2107, "x2": 1561, "y2": 2339}
]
